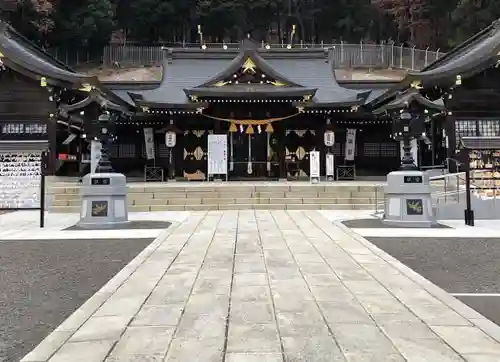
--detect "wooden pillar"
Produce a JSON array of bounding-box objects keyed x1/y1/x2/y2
[
  {"x1": 47, "y1": 113, "x2": 57, "y2": 175},
  {"x1": 446, "y1": 113, "x2": 456, "y2": 160},
  {"x1": 277, "y1": 121, "x2": 286, "y2": 179}
]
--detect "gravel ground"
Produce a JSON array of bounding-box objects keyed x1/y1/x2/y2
[
  {"x1": 0, "y1": 238, "x2": 154, "y2": 362},
  {"x1": 366, "y1": 237, "x2": 500, "y2": 326}
]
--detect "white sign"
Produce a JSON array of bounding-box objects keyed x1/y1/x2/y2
[
  {"x1": 309, "y1": 150, "x2": 320, "y2": 182},
  {"x1": 345, "y1": 128, "x2": 357, "y2": 161},
  {"x1": 326, "y1": 153, "x2": 335, "y2": 179},
  {"x1": 143, "y1": 128, "x2": 155, "y2": 160},
  {"x1": 165, "y1": 131, "x2": 176, "y2": 147},
  {"x1": 324, "y1": 131, "x2": 335, "y2": 146},
  {"x1": 90, "y1": 140, "x2": 102, "y2": 173},
  {"x1": 207, "y1": 134, "x2": 228, "y2": 175},
  {"x1": 0, "y1": 151, "x2": 41, "y2": 209}
]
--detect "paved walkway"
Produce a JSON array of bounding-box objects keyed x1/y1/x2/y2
[
  {"x1": 22, "y1": 211, "x2": 500, "y2": 361},
  {"x1": 0, "y1": 211, "x2": 191, "y2": 240}
]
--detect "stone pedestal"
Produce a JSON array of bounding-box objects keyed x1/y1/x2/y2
[
  {"x1": 383, "y1": 170, "x2": 436, "y2": 228},
  {"x1": 76, "y1": 173, "x2": 128, "y2": 229}
]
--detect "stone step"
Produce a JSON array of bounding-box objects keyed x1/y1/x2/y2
[
  {"x1": 49, "y1": 203, "x2": 379, "y2": 213},
  {"x1": 51, "y1": 196, "x2": 379, "y2": 207},
  {"x1": 48, "y1": 184, "x2": 383, "y2": 195},
  {"x1": 51, "y1": 190, "x2": 379, "y2": 201}
]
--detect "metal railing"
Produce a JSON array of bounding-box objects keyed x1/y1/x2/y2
[
  {"x1": 374, "y1": 168, "x2": 500, "y2": 216},
  {"x1": 102, "y1": 41, "x2": 445, "y2": 70}
]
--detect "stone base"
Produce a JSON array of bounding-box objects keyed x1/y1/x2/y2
[
  {"x1": 381, "y1": 218, "x2": 436, "y2": 228},
  {"x1": 77, "y1": 173, "x2": 129, "y2": 228},
  {"x1": 74, "y1": 220, "x2": 130, "y2": 230},
  {"x1": 68, "y1": 220, "x2": 171, "y2": 231}
]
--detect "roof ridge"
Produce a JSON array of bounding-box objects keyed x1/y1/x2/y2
[
  {"x1": 3, "y1": 22, "x2": 76, "y2": 73},
  {"x1": 420, "y1": 18, "x2": 499, "y2": 72}
]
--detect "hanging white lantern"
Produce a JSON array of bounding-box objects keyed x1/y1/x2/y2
[
  {"x1": 324, "y1": 130, "x2": 335, "y2": 146},
  {"x1": 165, "y1": 131, "x2": 176, "y2": 147}
]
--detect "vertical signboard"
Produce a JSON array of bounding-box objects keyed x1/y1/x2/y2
[
  {"x1": 309, "y1": 150, "x2": 320, "y2": 183},
  {"x1": 345, "y1": 128, "x2": 357, "y2": 161},
  {"x1": 143, "y1": 128, "x2": 155, "y2": 160},
  {"x1": 326, "y1": 153, "x2": 335, "y2": 180},
  {"x1": 207, "y1": 134, "x2": 228, "y2": 178}
]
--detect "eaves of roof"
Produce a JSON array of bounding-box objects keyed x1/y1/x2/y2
[
  {"x1": 366, "y1": 19, "x2": 500, "y2": 109},
  {"x1": 0, "y1": 22, "x2": 97, "y2": 88},
  {"x1": 373, "y1": 89, "x2": 445, "y2": 114}
]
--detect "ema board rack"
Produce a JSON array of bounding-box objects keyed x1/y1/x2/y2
[{"x1": 469, "y1": 150, "x2": 500, "y2": 197}]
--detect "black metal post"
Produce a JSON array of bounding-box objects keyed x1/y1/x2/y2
[
  {"x1": 40, "y1": 173, "x2": 45, "y2": 228},
  {"x1": 39, "y1": 150, "x2": 48, "y2": 228},
  {"x1": 464, "y1": 154, "x2": 474, "y2": 226}
]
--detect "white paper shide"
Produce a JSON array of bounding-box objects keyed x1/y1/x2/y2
[
  {"x1": 90, "y1": 140, "x2": 102, "y2": 173},
  {"x1": 207, "y1": 134, "x2": 228, "y2": 175}
]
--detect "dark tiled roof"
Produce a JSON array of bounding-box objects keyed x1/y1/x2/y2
[
  {"x1": 0, "y1": 22, "x2": 95, "y2": 87},
  {"x1": 373, "y1": 88, "x2": 445, "y2": 114},
  {"x1": 116, "y1": 44, "x2": 368, "y2": 107},
  {"x1": 367, "y1": 19, "x2": 500, "y2": 109}
]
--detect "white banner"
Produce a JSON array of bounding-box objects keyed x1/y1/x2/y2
[
  {"x1": 207, "y1": 134, "x2": 228, "y2": 175},
  {"x1": 400, "y1": 139, "x2": 418, "y2": 166},
  {"x1": 309, "y1": 151, "x2": 320, "y2": 181},
  {"x1": 90, "y1": 140, "x2": 102, "y2": 173},
  {"x1": 326, "y1": 153, "x2": 334, "y2": 179},
  {"x1": 144, "y1": 128, "x2": 155, "y2": 160},
  {"x1": 344, "y1": 128, "x2": 357, "y2": 161}
]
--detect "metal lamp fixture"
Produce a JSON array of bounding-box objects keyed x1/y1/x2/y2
[
  {"x1": 399, "y1": 111, "x2": 418, "y2": 170},
  {"x1": 95, "y1": 111, "x2": 113, "y2": 173}
]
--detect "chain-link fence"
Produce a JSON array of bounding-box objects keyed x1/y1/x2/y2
[{"x1": 100, "y1": 41, "x2": 445, "y2": 70}]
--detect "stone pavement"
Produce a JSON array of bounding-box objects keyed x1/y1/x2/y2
[{"x1": 22, "y1": 210, "x2": 500, "y2": 362}]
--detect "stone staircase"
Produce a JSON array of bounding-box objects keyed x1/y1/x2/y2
[{"x1": 47, "y1": 182, "x2": 384, "y2": 213}]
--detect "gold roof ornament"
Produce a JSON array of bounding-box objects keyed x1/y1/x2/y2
[
  {"x1": 196, "y1": 107, "x2": 204, "y2": 114},
  {"x1": 191, "y1": 95, "x2": 198, "y2": 101},
  {"x1": 242, "y1": 57, "x2": 257, "y2": 73},
  {"x1": 141, "y1": 106, "x2": 149, "y2": 112},
  {"x1": 79, "y1": 83, "x2": 93, "y2": 92},
  {"x1": 265, "y1": 123, "x2": 274, "y2": 133},
  {"x1": 303, "y1": 94, "x2": 312, "y2": 101},
  {"x1": 40, "y1": 77, "x2": 47, "y2": 87},
  {"x1": 0, "y1": 51, "x2": 4, "y2": 58},
  {"x1": 229, "y1": 123, "x2": 237, "y2": 132},
  {"x1": 410, "y1": 80, "x2": 422, "y2": 89},
  {"x1": 351, "y1": 105, "x2": 359, "y2": 112},
  {"x1": 214, "y1": 80, "x2": 229, "y2": 87},
  {"x1": 270, "y1": 80, "x2": 286, "y2": 86},
  {"x1": 455, "y1": 75, "x2": 462, "y2": 85},
  {"x1": 297, "y1": 106, "x2": 305, "y2": 113}
]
